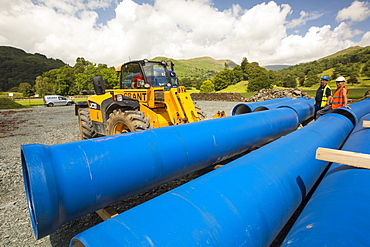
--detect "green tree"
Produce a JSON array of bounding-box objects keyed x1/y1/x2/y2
[
  {"x1": 348, "y1": 76, "x2": 359, "y2": 85},
  {"x1": 362, "y1": 62, "x2": 370, "y2": 77},
  {"x1": 200, "y1": 80, "x2": 215, "y2": 93},
  {"x1": 213, "y1": 70, "x2": 236, "y2": 91},
  {"x1": 54, "y1": 65, "x2": 75, "y2": 95},
  {"x1": 74, "y1": 64, "x2": 99, "y2": 92},
  {"x1": 224, "y1": 62, "x2": 229, "y2": 70},
  {"x1": 74, "y1": 57, "x2": 93, "y2": 74},
  {"x1": 9, "y1": 86, "x2": 19, "y2": 92},
  {"x1": 247, "y1": 72, "x2": 273, "y2": 92},
  {"x1": 18, "y1": 83, "x2": 34, "y2": 97},
  {"x1": 179, "y1": 77, "x2": 193, "y2": 88},
  {"x1": 245, "y1": 62, "x2": 274, "y2": 92},
  {"x1": 34, "y1": 76, "x2": 54, "y2": 97},
  {"x1": 304, "y1": 72, "x2": 318, "y2": 87},
  {"x1": 193, "y1": 78, "x2": 204, "y2": 90},
  {"x1": 98, "y1": 65, "x2": 119, "y2": 88},
  {"x1": 241, "y1": 57, "x2": 249, "y2": 74},
  {"x1": 281, "y1": 75, "x2": 297, "y2": 88},
  {"x1": 232, "y1": 65, "x2": 245, "y2": 82}
]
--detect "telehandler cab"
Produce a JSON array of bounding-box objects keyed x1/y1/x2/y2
[{"x1": 75, "y1": 59, "x2": 224, "y2": 139}]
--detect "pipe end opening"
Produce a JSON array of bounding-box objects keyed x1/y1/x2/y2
[
  {"x1": 330, "y1": 109, "x2": 357, "y2": 126},
  {"x1": 233, "y1": 104, "x2": 252, "y2": 115},
  {"x1": 21, "y1": 149, "x2": 39, "y2": 238}
]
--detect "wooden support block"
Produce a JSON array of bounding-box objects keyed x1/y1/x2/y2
[
  {"x1": 96, "y1": 206, "x2": 118, "y2": 221},
  {"x1": 363, "y1": 120, "x2": 370, "y2": 128},
  {"x1": 316, "y1": 147, "x2": 370, "y2": 169}
]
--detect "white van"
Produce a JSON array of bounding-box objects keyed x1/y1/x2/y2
[{"x1": 44, "y1": 95, "x2": 74, "y2": 107}]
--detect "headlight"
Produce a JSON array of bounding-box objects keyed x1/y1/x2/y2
[
  {"x1": 144, "y1": 83, "x2": 151, "y2": 88},
  {"x1": 116, "y1": 94, "x2": 123, "y2": 101}
]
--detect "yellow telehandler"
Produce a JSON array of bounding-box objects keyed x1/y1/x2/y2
[{"x1": 75, "y1": 59, "x2": 224, "y2": 139}]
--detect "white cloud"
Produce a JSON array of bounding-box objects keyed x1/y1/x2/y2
[
  {"x1": 286, "y1": 10, "x2": 324, "y2": 29},
  {"x1": 32, "y1": 0, "x2": 114, "y2": 15},
  {"x1": 270, "y1": 24, "x2": 357, "y2": 65},
  {"x1": 336, "y1": 0, "x2": 370, "y2": 22},
  {"x1": 0, "y1": 0, "x2": 369, "y2": 67},
  {"x1": 359, "y1": 31, "x2": 370, "y2": 45}
]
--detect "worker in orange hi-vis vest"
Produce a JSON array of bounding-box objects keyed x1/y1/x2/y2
[{"x1": 315, "y1": 76, "x2": 351, "y2": 119}]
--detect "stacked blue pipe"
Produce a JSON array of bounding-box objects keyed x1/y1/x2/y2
[
  {"x1": 277, "y1": 99, "x2": 314, "y2": 123},
  {"x1": 282, "y1": 111, "x2": 370, "y2": 246},
  {"x1": 21, "y1": 97, "x2": 313, "y2": 239},
  {"x1": 253, "y1": 97, "x2": 307, "y2": 112},
  {"x1": 70, "y1": 99, "x2": 370, "y2": 246},
  {"x1": 231, "y1": 97, "x2": 293, "y2": 115}
]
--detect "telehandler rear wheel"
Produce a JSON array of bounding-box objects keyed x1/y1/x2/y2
[
  {"x1": 106, "y1": 109, "x2": 150, "y2": 135},
  {"x1": 78, "y1": 108, "x2": 99, "y2": 139}
]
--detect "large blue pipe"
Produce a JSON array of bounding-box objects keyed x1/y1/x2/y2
[
  {"x1": 278, "y1": 99, "x2": 314, "y2": 123},
  {"x1": 22, "y1": 99, "x2": 314, "y2": 239},
  {"x1": 282, "y1": 111, "x2": 370, "y2": 246},
  {"x1": 70, "y1": 101, "x2": 370, "y2": 246},
  {"x1": 253, "y1": 97, "x2": 308, "y2": 112},
  {"x1": 231, "y1": 97, "x2": 294, "y2": 115},
  {"x1": 330, "y1": 98, "x2": 370, "y2": 125}
]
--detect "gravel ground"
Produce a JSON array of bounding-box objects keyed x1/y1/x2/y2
[{"x1": 0, "y1": 101, "x2": 244, "y2": 247}]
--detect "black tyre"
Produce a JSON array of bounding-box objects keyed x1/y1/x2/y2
[
  {"x1": 106, "y1": 110, "x2": 150, "y2": 135},
  {"x1": 47, "y1": 103, "x2": 54, "y2": 107},
  {"x1": 78, "y1": 108, "x2": 98, "y2": 139},
  {"x1": 67, "y1": 102, "x2": 72, "y2": 106}
]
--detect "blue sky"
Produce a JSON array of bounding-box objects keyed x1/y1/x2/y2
[
  {"x1": 1, "y1": 0, "x2": 369, "y2": 67},
  {"x1": 128, "y1": 0, "x2": 369, "y2": 41}
]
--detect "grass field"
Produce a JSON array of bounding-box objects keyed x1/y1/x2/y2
[
  {"x1": 1, "y1": 82, "x2": 368, "y2": 110},
  {"x1": 303, "y1": 87, "x2": 369, "y2": 99}
]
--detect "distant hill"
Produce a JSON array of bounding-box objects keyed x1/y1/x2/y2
[
  {"x1": 319, "y1": 46, "x2": 365, "y2": 61},
  {"x1": 276, "y1": 46, "x2": 370, "y2": 87},
  {"x1": 0, "y1": 46, "x2": 66, "y2": 91},
  {"x1": 153, "y1": 56, "x2": 238, "y2": 79},
  {"x1": 264, "y1": 65, "x2": 291, "y2": 71}
]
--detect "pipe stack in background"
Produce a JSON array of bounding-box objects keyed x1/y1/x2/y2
[{"x1": 231, "y1": 97, "x2": 293, "y2": 115}]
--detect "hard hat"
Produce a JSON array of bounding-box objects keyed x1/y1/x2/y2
[
  {"x1": 336, "y1": 76, "x2": 346, "y2": 82},
  {"x1": 321, "y1": 75, "x2": 329, "y2": 81}
]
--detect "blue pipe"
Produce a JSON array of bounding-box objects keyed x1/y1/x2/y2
[
  {"x1": 231, "y1": 97, "x2": 293, "y2": 115},
  {"x1": 282, "y1": 112, "x2": 370, "y2": 246},
  {"x1": 253, "y1": 97, "x2": 308, "y2": 112},
  {"x1": 277, "y1": 99, "x2": 314, "y2": 123},
  {"x1": 330, "y1": 98, "x2": 370, "y2": 125},
  {"x1": 22, "y1": 99, "x2": 314, "y2": 239},
  {"x1": 70, "y1": 101, "x2": 369, "y2": 246}
]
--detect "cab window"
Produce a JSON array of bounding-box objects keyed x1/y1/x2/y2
[
  {"x1": 121, "y1": 63, "x2": 143, "y2": 89},
  {"x1": 142, "y1": 62, "x2": 170, "y2": 87}
]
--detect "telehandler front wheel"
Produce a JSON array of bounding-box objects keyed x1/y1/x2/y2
[
  {"x1": 77, "y1": 108, "x2": 99, "y2": 140},
  {"x1": 106, "y1": 109, "x2": 150, "y2": 135}
]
